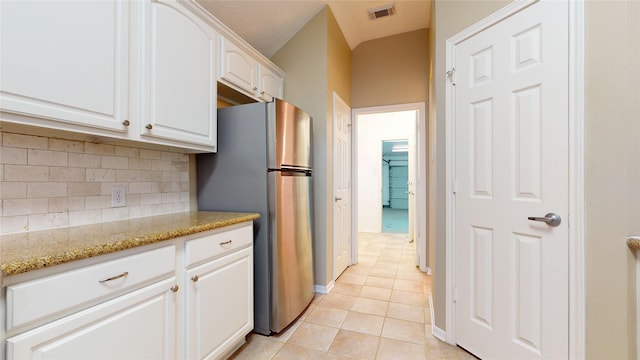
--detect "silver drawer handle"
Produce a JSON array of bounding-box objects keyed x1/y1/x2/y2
[
  {"x1": 99, "y1": 271, "x2": 129, "y2": 283},
  {"x1": 220, "y1": 240, "x2": 232, "y2": 246}
]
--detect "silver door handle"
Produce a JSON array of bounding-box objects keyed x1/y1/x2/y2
[
  {"x1": 527, "y1": 213, "x2": 561, "y2": 227},
  {"x1": 335, "y1": 196, "x2": 342, "y2": 202}
]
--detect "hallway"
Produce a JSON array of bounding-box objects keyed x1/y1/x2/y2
[
  {"x1": 381, "y1": 207, "x2": 409, "y2": 233},
  {"x1": 230, "y1": 233, "x2": 474, "y2": 359}
]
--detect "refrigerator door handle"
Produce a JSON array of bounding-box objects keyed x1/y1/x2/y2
[{"x1": 267, "y1": 168, "x2": 312, "y2": 176}]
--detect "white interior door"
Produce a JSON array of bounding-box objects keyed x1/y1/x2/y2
[
  {"x1": 453, "y1": 1, "x2": 568, "y2": 358},
  {"x1": 408, "y1": 118, "x2": 417, "y2": 261},
  {"x1": 333, "y1": 92, "x2": 351, "y2": 278}
]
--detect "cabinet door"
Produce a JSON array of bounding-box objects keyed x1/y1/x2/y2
[
  {"x1": 138, "y1": 0, "x2": 217, "y2": 150},
  {"x1": 259, "y1": 66, "x2": 284, "y2": 102},
  {"x1": 220, "y1": 38, "x2": 258, "y2": 96},
  {"x1": 186, "y1": 247, "x2": 253, "y2": 360},
  {"x1": 0, "y1": 1, "x2": 129, "y2": 132},
  {"x1": 6, "y1": 278, "x2": 179, "y2": 360}
]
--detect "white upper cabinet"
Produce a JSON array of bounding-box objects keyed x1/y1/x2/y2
[
  {"x1": 219, "y1": 36, "x2": 284, "y2": 102},
  {"x1": 0, "y1": 1, "x2": 129, "y2": 133},
  {"x1": 0, "y1": 0, "x2": 284, "y2": 151},
  {"x1": 259, "y1": 65, "x2": 284, "y2": 102},
  {"x1": 133, "y1": 0, "x2": 217, "y2": 151},
  {"x1": 220, "y1": 37, "x2": 259, "y2": 95}
]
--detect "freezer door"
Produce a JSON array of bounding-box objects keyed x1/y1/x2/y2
[
  {"x1": 268, "y1": 170, "x2": 314, "y2": 333},
  {"x1": 270, "y1": 99, "x2": 312, "y2": 169}
]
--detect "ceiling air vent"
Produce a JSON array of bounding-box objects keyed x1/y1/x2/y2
[{"x1": 368, "y1": 3, "x2": 396, "y2": 20}]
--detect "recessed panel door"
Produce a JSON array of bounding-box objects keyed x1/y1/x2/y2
[
  {"x1": 454, "y1": 1, "x2": 569, "y2": 358},
  {"x1": 333, "y1": 92, "x2": 352, "y2": 278}
]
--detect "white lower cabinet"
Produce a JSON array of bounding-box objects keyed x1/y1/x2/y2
[
  {"x1": 7, "y1": 277, "x2": 179, "y2": 359},
  {"x1": 2, "y1": 222, "x2": 254, "y2": 360},
  {"x1": 186, "y1": 247, "x2": 253, "y2": 360}
]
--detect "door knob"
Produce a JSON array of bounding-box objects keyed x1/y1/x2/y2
[{"x1": 527, "y1": 213, "x2": 561, "y2": 227}]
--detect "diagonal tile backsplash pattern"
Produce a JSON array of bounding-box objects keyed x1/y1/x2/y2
[{"x1": 0, "y1": 131, "x2": 190, "y2": 234}]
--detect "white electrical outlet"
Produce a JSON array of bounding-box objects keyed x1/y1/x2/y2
[{"x1": 111, "y1": 185, "x2": 126, "y2": 207}]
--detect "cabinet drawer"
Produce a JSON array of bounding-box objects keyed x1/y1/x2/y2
[
  {"x1": 6, "y1": 245, "x2": 176, "y2": 331},
  {"x1": 185, "y1": 224, "x2": 252, "y2": 267},
  {"x1": 6, "y1": 277, "x2": 178, "y2": 360}
]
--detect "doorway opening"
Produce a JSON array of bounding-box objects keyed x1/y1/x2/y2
[
  {"x1": 382, "y1": 139, "x2": 409, "y2": 234},
  {"x1": 351, "y1": 103, "x2": 427, "y2": 273}
]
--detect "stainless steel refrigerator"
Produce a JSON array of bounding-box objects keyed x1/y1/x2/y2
[{"x1": 196, "y1": 99, "x2": 315, "y2": 335}]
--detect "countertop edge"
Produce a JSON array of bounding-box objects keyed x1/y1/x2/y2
[
  {"x1": 0, "y1": 212, "x2": 260, "y2": 282},
  {"x1": 627, "y1": 236, "x2": 640, "y2": 251}
]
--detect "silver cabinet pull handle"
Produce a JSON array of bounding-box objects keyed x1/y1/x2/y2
[
  {"x1": 527, "y1": 213, "x2": 561, "y2": 227},
  {"x1": 219, "y1": 240, "x2": 232, "y2": 246},
  {"x1": 99, "y1": 271, "x2": 129, "y2": 283}
]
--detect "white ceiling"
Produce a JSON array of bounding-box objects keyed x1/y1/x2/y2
[{"x1": 196, "y1": 0, "x2": 431, "y2": 58}]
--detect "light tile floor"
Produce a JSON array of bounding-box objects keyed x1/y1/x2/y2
[{"x1": 229, "y1": 232, "x2": 476, "y2": 360}]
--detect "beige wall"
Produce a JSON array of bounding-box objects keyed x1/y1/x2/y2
[
  {"x1": 216, "y1": 98, "x2": 233, "y2": 108},
  {"x1": 351, "y1": 29, "x2": 429, "y2": 108},
  {"x1": 327, "y1": 10, "x2": 352, "y2": 107},
  {"x1": 432, "y1": 0, "x2": 640, "y2": 358},
  {"x1": 584, "y1": 0, "x2": 640, "y2": 357},
  {"x1": 271, "y1": 6, "x2": 351, "y2": 288}
]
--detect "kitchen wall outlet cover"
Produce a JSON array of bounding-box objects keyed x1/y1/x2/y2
[{"x1": 111, "y1": 185, "x2": 126, "y2": 207}]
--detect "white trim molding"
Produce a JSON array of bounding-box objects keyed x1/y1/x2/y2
[
  {"x1": 632, "y1": 236, "x2": 640, "y2": 360},
  {"x1": 568, "y1": 1, "x2": 586, "y2": 358},
  {"x1": 444, "y1": 0, "x2": 585, "y2": 355},
  {"x1": 429, "y1": 294, "x2": 446, "y2": 341},
  {"x1": 314, "y1": 281, "x2": 335, "y2": 295}
]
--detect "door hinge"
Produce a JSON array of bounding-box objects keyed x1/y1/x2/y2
[
  {"x1": 446, "y1": 67, "x2": 456, "y2": 85},
  {"x1": 452, "y1": 179, "x2": 457, "y2": 194},
  {"x1": 452, "y1": 287, "x2": 457, "y2": 303}
]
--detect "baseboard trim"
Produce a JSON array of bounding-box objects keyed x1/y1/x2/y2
[
  {"x1": 429, "y1": 294, "x2": 446, "y2": 341},
  {"x1": 314, "y1": 281, "x2": 335, "y2": 294},
  {"x1": 432, "y1": 325, "x2": 446, "y2": 342}
]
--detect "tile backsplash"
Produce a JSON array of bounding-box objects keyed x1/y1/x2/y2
[{"x1": 0, "y1": 131, "x2": 190, "y2": 234}]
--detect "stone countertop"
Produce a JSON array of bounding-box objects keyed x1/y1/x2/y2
[
  {"x1": 627, "y1": 236, "x2": 640, "y2": 251},
  {"x1": 0, "y1": 211, "x2": 260, "y2": 282}
]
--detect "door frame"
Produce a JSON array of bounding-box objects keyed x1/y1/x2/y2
[
  {"x1": 443, "y1": 0, "x2": 585, "y2": 358},
  {"x1": 352, "y1": 102, "x2": 428, "y2": 272}
]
